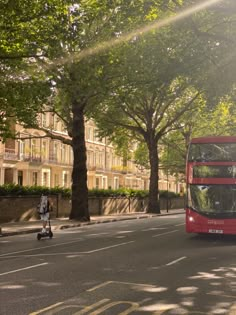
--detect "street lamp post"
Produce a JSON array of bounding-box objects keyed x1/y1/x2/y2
[
  {"x1": 166, "y1": 169, "x2": 169, "y2": 213},
  {"x1": 166, "y1": 143, "x2": 169, "y2": 213}
]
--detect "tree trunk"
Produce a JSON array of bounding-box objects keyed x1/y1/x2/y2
[
  {"x1": 147, "y1": 136, "x2": 160, "y2": 213},
  {"x1": 69, "y1": 101, "x2": 90, "y2": 221}
]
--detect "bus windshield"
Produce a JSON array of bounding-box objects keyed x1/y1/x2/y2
[
  {"x1": 188, "y1": 143, "x2": 236, "y2": 162},
  {"x1": 189, "y1": 184, "x2": 236, "y2": 217},
  {"x1": 193, "y1": 165, "x2": 236, "y2": 178}
]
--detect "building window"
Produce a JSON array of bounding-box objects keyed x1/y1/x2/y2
[
  {"x1": 108, "y1": 178, "x2": 112, "y2": 189},
  {"x1": 99, "y1": 152, "x2": 103, "y2": 167},
  {"x1": 86, "y1": 127, "x2": 93, "y2": 141},
  {"x1": 87, "y1": 151, "x2": 94, "y2": 167},
  {"x1": 70, "y1": 148, "x2": 73, "y2": 164},
  {"x1": 94, "y1": 129, "x2": 100, "y2": 142},
  {"x1": 18, "y1": 140, "x2": 25, "y2": 160},
  {"x1": 106, "y1": 154, "x2": 110, "y2": 169},
  {"x1": 53, "y1": 142, "x2": 58, "y2": 161},
  {"x1": 32, "y1": 172, "x2": 38, "y2": 186},
  {"x1": 95, "y1": 151, "x2": 99, "y2": 166},
  {"x1": 62, "y1": 171, "x2": 68, "y2": 188},
  {"x1": 102, "y1": 176, "x2": 107, "y2": 189},
  {"x1": 125, "y1": 178, "x2": 131, "y2": 188},
  {"x1": 31, "y1": 140, "x2": 36, "y2": 157},
  {"x1": 61, "y1": 144, "x2": 65, "y2": 162},
  {"x1": 114, "y1": 177, "x2": 119, "y2": 189},
  {"x1": 54, "y1": 174, "x2": 59, "y2": 186},
  {"x1": 95, "y1": 177, "x2": 99, "y2": 189},
  {"x1": 43, "y1": 172, "x2": 48, "y2": 186},
  {"x1": 42, "y1": 141, "x2": 47, "y2": 159},
  {"x1": 18, "y1": 171, "x2": 23, "y2": 186}
]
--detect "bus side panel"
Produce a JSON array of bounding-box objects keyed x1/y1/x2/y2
[{"x1": 186, "y1": 208, "x2": 236, "y2": 235}]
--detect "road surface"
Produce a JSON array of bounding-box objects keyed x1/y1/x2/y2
[{"x1": 1, "y1": 213, "x2": 236, "y2": 314}]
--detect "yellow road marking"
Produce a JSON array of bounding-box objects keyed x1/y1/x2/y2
[
  {"x1": 73, "y1": 299, "x2": 110, "y2": 314},
  {"x1": 88, "y1": 301, "x2": 139, "y2": 315},
  {"x1": 87, "y1": 280, "x2": 155, "y2": 293},
  {"x1": 29, "y1": 302, "x2": 64, "y2": 315}
]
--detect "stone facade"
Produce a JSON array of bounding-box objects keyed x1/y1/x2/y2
[{"x1": 0, "y1": 116, "x2": 184, "y2": 193}]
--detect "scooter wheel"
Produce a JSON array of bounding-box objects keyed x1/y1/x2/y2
[
  {"x1": 37, "y1": 233, "x2": 41, "y2": 240},
  {"x1": 49, "y1": 231, "x2": 53, "y2": 238}
]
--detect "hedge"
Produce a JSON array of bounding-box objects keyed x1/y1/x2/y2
[{"x1": 0, "y1": 184, "x2": 181, "y2": 198}]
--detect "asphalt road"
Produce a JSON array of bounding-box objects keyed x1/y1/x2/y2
[{"x1": 1, "y1": 213, "x2": 236, "y2": 315}]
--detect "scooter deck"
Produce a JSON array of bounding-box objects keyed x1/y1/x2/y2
[{"x1": 37, "y1": 229, "x2": 53, "y2": 240}]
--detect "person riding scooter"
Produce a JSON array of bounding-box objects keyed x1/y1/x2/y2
[{"x1": 37, "y1": 194, "x2": 53, "y2": 236}]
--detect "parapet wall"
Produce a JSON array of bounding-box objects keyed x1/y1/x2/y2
[{"x1": 0, "y1": 195, "x2": 185, "y2": 223}]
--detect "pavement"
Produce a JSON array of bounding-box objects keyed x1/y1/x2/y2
[{"x1": 0, "y1": 209, "x2": 185, "y2": 237}]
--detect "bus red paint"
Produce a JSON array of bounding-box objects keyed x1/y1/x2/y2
[{"x1": 186, "y1": 136, "x2": 236, "y2": 235}]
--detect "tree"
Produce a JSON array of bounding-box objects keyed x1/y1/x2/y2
[
  {"x1": 0, "y1": 0, "x2": 74, "y2": 138},
  {"x1": 161, "y1": 96, "x2": 236, "y2": 176},
  {"x1": 92, "y1": 0, "x2": 236, "y2": 213},
  {"x1": 3, "y1": 0, "x2": 236, "y2": 219},
  {"x1": 93, "y1": 35, "x2": 203, "y2": 213},
  {"x1": 9, "y1": 1, "x2": 164, "y2": 220},
  {"x1": 1, "y1": 1, "x2": 159, "y2": 220}
]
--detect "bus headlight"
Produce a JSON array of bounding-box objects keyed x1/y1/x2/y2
[{"x1": 188, "y1": 216, "x2": 195, "y2": 222}]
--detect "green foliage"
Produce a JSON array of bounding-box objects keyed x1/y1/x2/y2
[
  {"x1": 160, "y1": 95, "x2": 236, "y2": 175},
  {"x1": 0, "y1": 184, "x2": 71, "y2": 197},
  {"x1": 0, "y1": 0, "x2": 73, "y2": 138},
  {"x1": 134, "y1": 142, "x2": 150, "y2": 169},
  {"x1": 88, "y1": 188, "x2": 149, "y2": 198},
  {"x1": 0, "y1": 184, "x2": 180, "y2": 199},
  {"x1": 2, "y1": 0, "x2": 236, "y2": 216},
  {"x1": 160, "y1": 190, "x2": 181, "y2": 199}
]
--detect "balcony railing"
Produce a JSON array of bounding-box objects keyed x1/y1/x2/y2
[
  {"x1": 1, "y1": 150, "x2": 149, "y2": 175},
  {"x1": 0, "y1": 151, "x2": 72, "y2": 166},
  {"x1": 2, "y1": 149, "x2": 18, "y2": 161},
  {"x1": 87, "y1": 164, "x2": 149, "y2": 176}
]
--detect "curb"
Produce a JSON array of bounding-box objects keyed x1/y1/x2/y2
[
  {"x1": 0, "y1": 211, "x2": 185, "y2": 237},
  {"x1": 0, "y1": 228, "x2": 41, "y2": 237}
]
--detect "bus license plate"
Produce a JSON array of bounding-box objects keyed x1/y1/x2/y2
[{"x1": 209, "y1": 229, "x2": 223, "y2": 234}]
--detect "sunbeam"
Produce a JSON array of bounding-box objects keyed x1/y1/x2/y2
[{"x1": 59, "y1": 0, "x2": 224, "y2": 65}]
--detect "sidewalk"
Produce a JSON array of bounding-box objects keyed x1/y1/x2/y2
[{"x1": 0, "y1": 209, "x2": 185, "y2": 237}]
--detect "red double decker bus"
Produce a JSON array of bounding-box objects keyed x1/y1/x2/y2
[{"x1": 186, "y1": 136, "x2": 236, "y2": 235}]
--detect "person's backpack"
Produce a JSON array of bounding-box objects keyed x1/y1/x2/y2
[{"x1": 37, "y1": 195, "x2": 48, "y2": 214}]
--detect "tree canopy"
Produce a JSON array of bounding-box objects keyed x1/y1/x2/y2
[
  {"x1": 2, "y1": 0, "x2": 236, "y2": 216},
  {"x1": 91, "y1": 0, "x2": 236, "y2": 212}
]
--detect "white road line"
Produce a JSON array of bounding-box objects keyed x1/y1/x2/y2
[
  {"x1": 152, "y1": 230, "x2": 178, "y2": 237},
  {"x1": 0, "y1": 239, "x2": 83, "y2": 257},
  {"x1": 84, "y1": 241, "x2": 135, "y2": 253},
  {"x1": 88, "y1": 233, "x2": 109, "y2": 236},
  {"x1": 0, "y1": 241, "x2": 135, "y2": 259},
  {"x1": 166, "y1": 256, "x2": 187, "y2": 266},
  {"x1": 0, "y1": 253, "x2": 84, "y2": 258},
  {"x1": 142, "y1": 227, "x2": 167, "y2": 231},
  {"x1": 175, "y1": 223, "x2": 185, "y2": 226},
  {"x1": 0, "y1": 262, "x2": 48, "y2": 276},
  {"x1": 87, "y1": 281, "x2": 113, "y2": 292}
]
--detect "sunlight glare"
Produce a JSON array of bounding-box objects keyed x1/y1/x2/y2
[
  {"x1": 176, "y1": 287, "x2": 198, "y2": 294},
  {"x1": 64, "y1": 0, "x2": 224, "y2": 65}
]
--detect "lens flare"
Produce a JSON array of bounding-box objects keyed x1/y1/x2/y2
[{"x1": 60, "y1": 0, "x2": 224, "y2": 65}]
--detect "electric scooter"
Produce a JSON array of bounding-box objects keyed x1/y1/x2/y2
[{"x1": 37, "y1": 216, "x2": 53, "y2": 240}]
